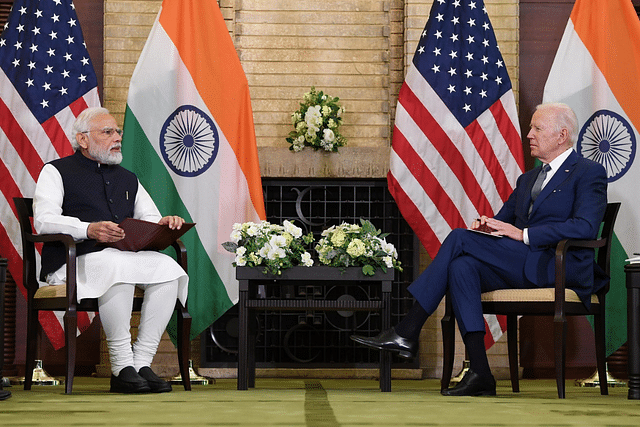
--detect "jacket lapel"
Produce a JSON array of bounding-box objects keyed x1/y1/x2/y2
[{"x1": 529, "y1": 151, "x2": 578, "y2": 217}]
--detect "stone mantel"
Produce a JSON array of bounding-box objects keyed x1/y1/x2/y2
[{"x1": 258, "y1": 146, "x2": 391, "y2": 179}]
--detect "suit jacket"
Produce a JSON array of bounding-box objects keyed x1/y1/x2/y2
[{"x1": 494, "y1": 150, "x2": 608, "y2": 306}]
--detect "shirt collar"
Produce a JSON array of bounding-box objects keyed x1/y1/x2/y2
[{"x1": 546, "y1": 148, "x2": 573, "y2": 174}]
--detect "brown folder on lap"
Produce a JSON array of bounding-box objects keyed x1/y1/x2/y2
[{"x1": 103, "y1": 218, "x2": 196, "y2": 252}]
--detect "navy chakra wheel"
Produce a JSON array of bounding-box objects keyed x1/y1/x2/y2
[
  {"x1": 160, "y1": 105, "x2": 219, "y2": 177},
  {"x1": 577, "y1": 109, "x2": 636, "y2": 183}
]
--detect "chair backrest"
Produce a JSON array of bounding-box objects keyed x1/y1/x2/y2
[
  {"x1": 13, "y1": 197, "x2": 39, "y2": 297},
  {"x1": 597, "y1": 202, "x2": 621, "y2": 277}
]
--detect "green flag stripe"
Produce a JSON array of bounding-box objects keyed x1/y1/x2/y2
[{"x1": 122, "y1": 106, "x2": 233, "y2": 340}]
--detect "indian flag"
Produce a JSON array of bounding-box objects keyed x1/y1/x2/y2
[
  {"x1": 121, "y1": 0, "x2": 265, "y2": 340},
  {"x1": 543, "y1": 0, "x2": 640, "y2": 356}
]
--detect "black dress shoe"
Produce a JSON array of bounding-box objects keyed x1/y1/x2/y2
[
  {"x1": 110, "y1": 366, "x2": 151, "y2": 393},
  {"x1": 441, "y1": 369, "x2": 496, "y2": 396},
  {"x1": 0, "y1": 390, "x2": 11, "y2": 401},
  {"x1": 350, "y1": 328, "x2": 418, "y2": 359},
  {"x1": 138, "y1": 366, "x2": 172, "y2": 393}
]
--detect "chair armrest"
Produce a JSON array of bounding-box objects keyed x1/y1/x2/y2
[
  {"x1": 27, "y1": 232, "x2": 78, "y2": 307},
  {"x1": 553, "y1": 238, "x2": 606, "y2": 315},
  {"x1": 171, "y1": 239, "x2": 188, "y2": 273}
]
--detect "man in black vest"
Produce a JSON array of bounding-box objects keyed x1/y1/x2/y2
[{"x1": 33, "y1": 107, "x2": 189, "y2": 393}]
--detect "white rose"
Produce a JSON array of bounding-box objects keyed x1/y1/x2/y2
[
  {"x1": 301, "y1": 252, "x2": 314, "y2": 267},
  {"x1": 323, "y1": 128, "x2": 335, "y2": 143}
]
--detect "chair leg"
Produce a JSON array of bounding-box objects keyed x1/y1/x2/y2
[
  {"x1": 553, "y1": 316, "x2": 567, "y2": 399},
  {"x1": 176, "y1": 305, "x2": 192, "y2": 391},
  {"x1": 24, "y1": 308, "x2": 39, "y2": 391},
  {"x1": 441, "y1": 295, "x2": 456, "y2": 391},
  {"x1": 63, "y1": 310, "x2": 77, "y2": 394},
  {"x1": 507, "y1": 315, "x2": 519, "y2": 393},
  {"x1": 594, "y1": 312, "x2": 609, "y2": 395}
]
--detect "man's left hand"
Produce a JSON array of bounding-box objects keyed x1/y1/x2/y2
[
  {"x1": 483, "y1": 218, "x2": 524, "y2": 241},
  {"x1": 159, "y1": 215, "x2": 185, "y2": 230}
]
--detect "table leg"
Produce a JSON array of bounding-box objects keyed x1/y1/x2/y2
[
  {"x1": 380, "y1": 280, "x2": 392, "y2": 392},
  {"x1": 628, "y1": 283, "x2": 640, "y2": 400},
  {"x1": 238, "y1": 286, "x2": 249, "y2": 391}
]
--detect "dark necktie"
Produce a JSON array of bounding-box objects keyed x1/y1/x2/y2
[{"x1": 529, "y1": 164, "x2": 550, "y2": 215}]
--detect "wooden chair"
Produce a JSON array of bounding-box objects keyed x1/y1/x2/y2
[
  {"x1": 441, "y1": 202, "x2": 621, "y2": 398},
  {"x1": 14, "y1": 197, "x2": 192, "y2": 394}
]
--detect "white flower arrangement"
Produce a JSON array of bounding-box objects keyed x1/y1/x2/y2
[
  {"x1": 223, "y1": 220, "x2": 315, "y2": 275},
  {"x1": 315, "y1": 219, "x2": 402, "y2": 276},
  {"x1": 286, "y1": 87, "x2": 347, "y2": 153}
]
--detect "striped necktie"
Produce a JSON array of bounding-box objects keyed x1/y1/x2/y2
[{"x1": 529, "y1": 164, "x2": 550, "y2": 215}]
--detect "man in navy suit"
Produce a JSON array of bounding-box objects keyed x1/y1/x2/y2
[{"x1": 352, "y1": 103, "x2": 608, "y2": 396}]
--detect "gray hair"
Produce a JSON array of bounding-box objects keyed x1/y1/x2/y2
[
  {"x1": 535, "y1": 103, "x2": 579, "y2": 145},
  {"x1": 70, "y1": 107, "x2": 111, "y2": 151}
]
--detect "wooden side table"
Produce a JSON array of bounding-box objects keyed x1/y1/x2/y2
[
  {"x1": 237, "y1": 266, "x2": 394, "y2": 392},
  {"x1": 626, "y1": 263, "x2": 640, "y2": 400}
]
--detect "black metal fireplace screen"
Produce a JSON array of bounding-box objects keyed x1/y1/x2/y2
[{"x1": 202, "y1": 178, "x2": 418, "y2": 368}]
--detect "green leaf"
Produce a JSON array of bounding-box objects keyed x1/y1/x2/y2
[{"x1": 362, "y1": 264, "x2": 375, "y2": 276}]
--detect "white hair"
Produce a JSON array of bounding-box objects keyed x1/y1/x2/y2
[
  {"x1": 70, "y1": 107, "x2": 111, "y2": 151},
  {"x1": 535, "y1": 103, "x2": 579, "y2": 145}
]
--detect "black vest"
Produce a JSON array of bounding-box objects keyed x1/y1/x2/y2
[{"x1": 40, "y1": 151, "x2": 139, "y2": 280}]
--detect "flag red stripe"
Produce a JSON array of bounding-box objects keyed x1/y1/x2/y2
[
  {"x1": 490, "y1": 100, "x2": 525, "y2": 172},
  {"x1": 0, "y1": 221, "x2": 27, "y2": 300},
  {"x1": 69, "y1": 96, "x2": 89, "y2": 116},
  {"x1": 0, "y1": 160, "x2": 24, "y2": 216},
  {"x1": 399, "y1": 86, "x2": 494, "y2": 215},
  {"x1": 42, "y1": 116, "x2": 73, "y2": 158},
  {"x1": 392, "y1": 127, "x2": 466, "y2": 230},
  {"x1": 483, "y1": 318, "x2": 497, "y2": 348},
  {"x1": 39, "y1": 311, "x2": 65, "y2": 349},
  {"x1": 465, "y1": 120, "x2": 513, "y2": 205},
  {"x1": 388, "y1": 172, "x2": 442, "y2": 257},
  {"x1": 0, "y1": 98, "x2": 44, "y2": 182}
]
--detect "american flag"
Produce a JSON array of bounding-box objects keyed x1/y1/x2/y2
[
  {"x1": 0, "y1": 0, "x2": 100, "y2": 350},
  {"x1": 388, "y1": 0, "x2": 524, "y2": 348}
]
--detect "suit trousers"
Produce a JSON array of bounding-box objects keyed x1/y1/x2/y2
[
  {"x1": 408, "y1": 228, "x2": 544, "y2": 336},
  {"x1": 98, "y1": 280, "x2": 179, "y2": 376}
]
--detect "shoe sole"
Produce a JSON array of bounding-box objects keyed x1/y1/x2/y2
[{"x1": 351, "y1": 337, "x2": 416, "y2": 359}]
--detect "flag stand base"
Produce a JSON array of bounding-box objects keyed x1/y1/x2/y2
[
  {"x1": 450, "y1": 360, "x2": 470, "y2": 384},
  {"x1": 12, "y1": 360, "x2": 61, "y2": 386},
  {"x1": 169, "y1": 360, "x2": 212, "y2": 385},
  {"x1": 575, "y1": 363, "x2": 626, "y2": 387}
]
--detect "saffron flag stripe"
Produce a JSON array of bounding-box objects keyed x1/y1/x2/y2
[{"x1": 158, "y1": 1, "x2": 264, "y2": 217}]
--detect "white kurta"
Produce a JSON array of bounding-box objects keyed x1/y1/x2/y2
[{"x1": 33, "y1": 163, "x2": 188, "y2": 304}]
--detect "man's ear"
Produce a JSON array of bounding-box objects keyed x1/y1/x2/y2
[
  {"x1": 559, "y1": 128, "x2": 569, "y2": 145},
  {"x1": 76, "y1": 132, "x2": 88, "y2": 150}
]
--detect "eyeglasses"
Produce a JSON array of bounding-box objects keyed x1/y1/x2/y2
[{"x1": 81, "y1": 127, "x2": 123, "y2": 138}]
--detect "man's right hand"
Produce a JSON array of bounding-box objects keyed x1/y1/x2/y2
[{"x1": 87, "y1": 221, "x2": 125, "y2": 242}]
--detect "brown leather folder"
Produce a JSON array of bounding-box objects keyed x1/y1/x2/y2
[{"x1": 103, "y1": 218, "x2": 195, "y2": 252}]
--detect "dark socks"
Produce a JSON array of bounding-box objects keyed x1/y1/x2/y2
[
  {"x1": 463, "y1": 331, "x2": 493, "y2": 380},
  {"x1": 394, "y1": 301, "x2": 429, "y2": 342}
]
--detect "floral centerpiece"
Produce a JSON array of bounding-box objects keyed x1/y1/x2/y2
[
  {"x1": 286, "y1": 86, "x2": 347, "y2": 153},
  {"x1": 223, "y1": 220, "x2": 315, "y2": 275},
  {"x1": 315, "y1": 219, "x2": 402, "y2": 276}
]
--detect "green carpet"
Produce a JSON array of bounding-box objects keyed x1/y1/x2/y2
[{"x1": 1, "y1": 377, "x2": 639, "y2": 426}]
